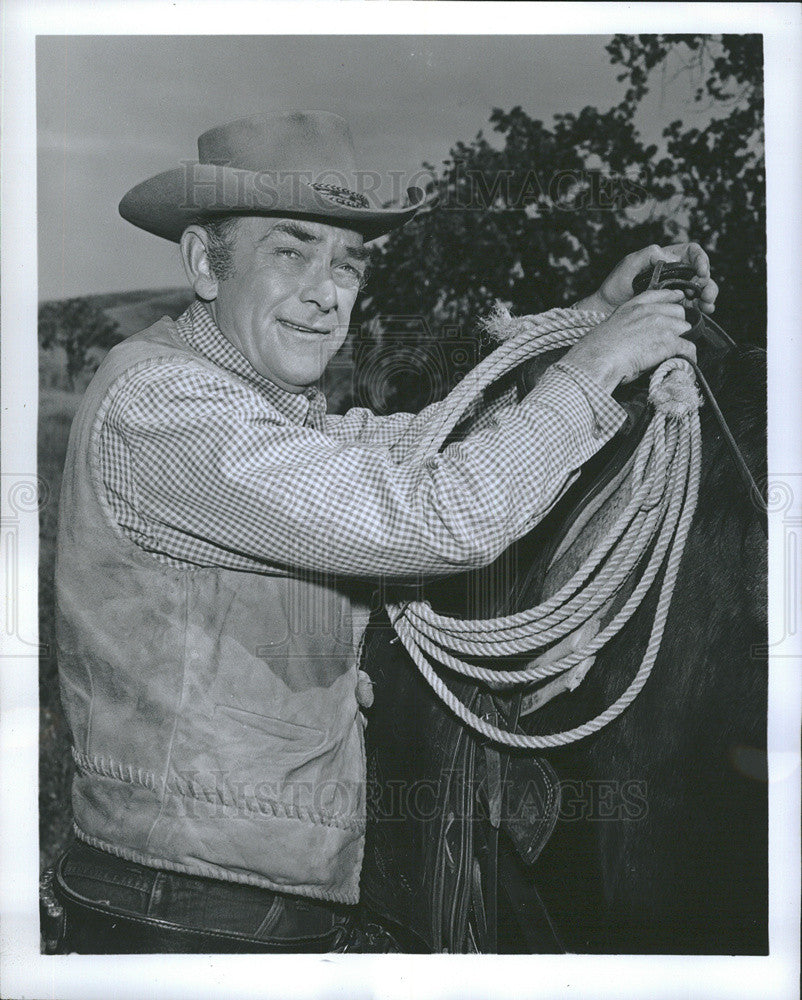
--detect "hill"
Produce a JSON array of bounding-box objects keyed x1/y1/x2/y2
[
  {"x1": 88, "y1": 286, "x2": 194, "y2": 341},
  {"x1": 39, "y1": 287, "x2": 195, "y2": 390}
]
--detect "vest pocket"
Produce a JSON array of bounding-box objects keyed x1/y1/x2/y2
[{"x1": 213, "y1": 703, "x2": 325, "y2": 747}]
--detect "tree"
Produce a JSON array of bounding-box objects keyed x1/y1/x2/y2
[
  {"x1": 607, "y1": 34, "x2": 765, "y2": 343},
  {"x1": 352, "y1": 34, "x2": 765, "y2": 414},
  {"x1": 38, "y1": 297, "x2": 121, "y2": 389}
]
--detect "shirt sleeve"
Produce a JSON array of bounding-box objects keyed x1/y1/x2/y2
[
  {"x1": 321, "y1": 389, "x2": 516, "y2": 461},
  {"x1": 323, "y1": 399, "x2": 448, "y2": 451},
  {"x1": 98, "y1": 357, "x2": 626, "y2": 582}
]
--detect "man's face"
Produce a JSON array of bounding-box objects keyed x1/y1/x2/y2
[{"x1": 207, "y1": 216, "x2": 369, "y2": 392}]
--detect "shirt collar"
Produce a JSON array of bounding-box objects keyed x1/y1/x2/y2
[{"x1": 178, "y1": 299, "x2": 327, "y2": 426}]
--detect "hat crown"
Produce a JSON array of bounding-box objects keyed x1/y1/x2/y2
[
  {"x1": 119, "y1": 110, "x2": 431, "y2": 243},
  {"x1": 196, "y1": 111, "x2": 358, "y2": 178}
]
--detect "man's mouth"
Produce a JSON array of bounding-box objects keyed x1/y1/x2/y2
[{"x1": 277, "y1": 317, "x2": 332, "y2": 335}]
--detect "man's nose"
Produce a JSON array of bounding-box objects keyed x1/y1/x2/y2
[{"x1": 300, "y1": 268, "x2": 337, "y2": 311}]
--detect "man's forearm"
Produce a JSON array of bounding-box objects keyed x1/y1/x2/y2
[
  {"x1": 571, "y1": 290, "x2": 614, "y2": 317},
  {"x1": 567, "y1": 295, "x2": 622, "y2": 392}
]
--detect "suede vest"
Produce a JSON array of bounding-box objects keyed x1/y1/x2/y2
[{"x1": 55, "y1": 315, "x2": 368, "y2": 902}]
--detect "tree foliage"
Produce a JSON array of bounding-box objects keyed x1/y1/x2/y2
[
  {"x1": 607, "y1": 34, "x2": 765, "y2": 343},
  {"x1": 38, "y1": 297, "x2": 120, "y2": 389},
  {"x1": 353, "y1": 34, "x2": 765, "y2": 414}
]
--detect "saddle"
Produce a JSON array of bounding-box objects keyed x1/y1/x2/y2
[{"x1": 361, "y1": 607, "x2": 563, "y2": 952}]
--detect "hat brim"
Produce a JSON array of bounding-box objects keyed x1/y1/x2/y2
[{"x1": 119, "y1": 163, "x2": 435, "y2": 243}]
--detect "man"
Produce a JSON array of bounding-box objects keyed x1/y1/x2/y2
[{"x1": 51, "y1": 111, "x2": 717, "y2": 953}]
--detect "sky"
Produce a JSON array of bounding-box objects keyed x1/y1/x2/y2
[{"x1": 36, "y1": 34, "x2": 644, "y2": 301}]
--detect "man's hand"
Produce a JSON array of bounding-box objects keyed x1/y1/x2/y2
[
  {"x1": 578, "y1": 242, "x2": 719, "y2": 316},
  {"x1": 562, "y1": 288, "x2": 697, "y2": 393}
]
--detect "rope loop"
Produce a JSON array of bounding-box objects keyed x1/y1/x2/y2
[
  {"x1": 649, "y1": 357, "x2": 703, "y2": 419},
  {"x1": 384, "y1": 309, "x2": 703, "y2": 748}
]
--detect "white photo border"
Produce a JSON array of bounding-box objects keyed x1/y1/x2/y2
[{"x1": 2, "y1": 3, "x2": 800, "y2": 999}]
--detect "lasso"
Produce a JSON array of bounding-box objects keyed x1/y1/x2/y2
[{"x1": 386, "y1": 306, "x2": 702, "y2": 748}]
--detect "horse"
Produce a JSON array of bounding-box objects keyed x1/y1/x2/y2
[{"x1": 360, "y1": 341, "x2": 768, "y2": 955}]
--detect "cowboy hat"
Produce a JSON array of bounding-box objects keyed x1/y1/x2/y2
[{"x1": 119, "y1": 111, "x2": 434, "y2": 243}]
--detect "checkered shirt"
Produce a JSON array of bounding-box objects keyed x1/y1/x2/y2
[{"x1": 97, "y1": 301, "x2": 626, "y2": 580}]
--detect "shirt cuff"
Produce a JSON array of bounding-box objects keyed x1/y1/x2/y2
[
  {"x1": 550, "y1": 361, "x2": 627, "y2": 440},
  {"x1": 521, "y1": 362, "x2": 627, "y2": 482}
]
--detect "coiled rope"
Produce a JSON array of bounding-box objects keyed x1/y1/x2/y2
[{"x1": 385, "y1": 307, "x2": 703, "y2": 748}]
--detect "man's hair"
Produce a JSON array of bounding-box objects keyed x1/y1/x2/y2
[{"x1": 193, "y1": 214, "x2": 242, "y2": 281}]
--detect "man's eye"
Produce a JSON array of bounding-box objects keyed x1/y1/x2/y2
[
  {"x1": 336, "y1": 262, "x2": 363, "y2": 281},
  {"x1": 275, "y1": 247, "x2": 303, "y2": 261}
]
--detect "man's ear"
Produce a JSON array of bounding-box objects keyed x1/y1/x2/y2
[{"x1": 180, "y1": 226, "x2": 218, "y2": 301}]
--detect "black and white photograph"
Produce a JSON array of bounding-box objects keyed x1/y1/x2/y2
[{"x1": 1, "y1": 3, "x2": 800, "y2": 999}]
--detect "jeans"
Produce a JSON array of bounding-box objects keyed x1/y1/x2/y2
[{"x1": 53, "y1": 838, "x2": 361, "y2": 953}]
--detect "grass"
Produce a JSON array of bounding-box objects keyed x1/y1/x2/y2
[
  {"x1": 39, "y1": 389, "x2": 82, "y2": 871},
  {"x1": 40, "y1": 287, "x2": 194, "y2": 344}
]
